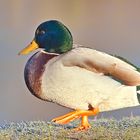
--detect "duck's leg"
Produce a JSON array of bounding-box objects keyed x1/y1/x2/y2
[
  {"x1": 74, "y1": 115, "x2": 91, "y2": 131},
  {"x1": 52, "y1": 107, "x2": 99, "y2": 130}
]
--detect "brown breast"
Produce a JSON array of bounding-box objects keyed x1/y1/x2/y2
[{"x1": 24, "y1": 51, "x2": 57, "y2": 100}]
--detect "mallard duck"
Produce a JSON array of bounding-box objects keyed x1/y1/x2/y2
[{"x1": 19, "y1": 20, "x2": 140, "y2": 131}]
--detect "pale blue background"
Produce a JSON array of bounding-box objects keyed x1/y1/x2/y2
[{"x1": 0, "y1": 0, "x2": 140, "y2": 123}]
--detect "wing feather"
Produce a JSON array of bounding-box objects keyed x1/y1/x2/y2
[{"x1": 61, "y1": 47, "x2": 140, "y2": 86}]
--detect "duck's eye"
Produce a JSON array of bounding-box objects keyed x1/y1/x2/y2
[
  {"x1": 36, "y1": 29, "x2": 46, "y2": 35},
  {"x1": 40, "y1": 30, "x2": 45, "y2": 34}
]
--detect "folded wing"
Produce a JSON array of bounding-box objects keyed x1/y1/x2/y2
[{"x1": 61, "y1": 47, "x2": 140, "y2": 86}]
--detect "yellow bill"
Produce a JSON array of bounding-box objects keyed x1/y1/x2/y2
[{"x1": 18, "y1": 40, "x2": 39, "y2": 55}]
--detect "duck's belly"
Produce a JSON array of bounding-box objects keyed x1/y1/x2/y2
[{"x1": 40, "y1": 61, "x2": 139, "y2": 112}]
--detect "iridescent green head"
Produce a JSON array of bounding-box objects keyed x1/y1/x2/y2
[{"x1": 19, "y1": 20, "x2": 73, "y2": 55}]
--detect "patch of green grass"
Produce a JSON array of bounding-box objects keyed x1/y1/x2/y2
[{"x1": 0, "y1": 117, "x2": 140, "y2": 140}]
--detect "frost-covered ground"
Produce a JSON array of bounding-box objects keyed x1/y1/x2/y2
[{"x1": 0, "y1": 117, "x2": 140, "y2": 140}]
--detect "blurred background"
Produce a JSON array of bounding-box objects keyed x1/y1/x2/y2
[{"x1": 0, "y1": 0, "x2": 140, "y2": 123}]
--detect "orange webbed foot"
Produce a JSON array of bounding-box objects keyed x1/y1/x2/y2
[
  {"x1": 52, "y1": 110, "x2": 80, "y2": 124},
  {"x1": 73, "y1": 116, "x2": 91, "y2": 131},
  {"x1": 52, "y1": 107, "x2": 99, "y2": 131}
]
